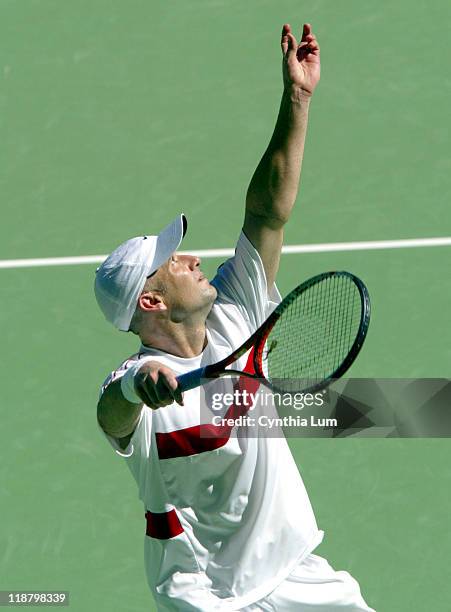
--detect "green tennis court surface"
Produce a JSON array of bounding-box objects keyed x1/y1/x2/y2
[{"x1": 1, "y1": 1, "x2": 451, "y2": 610}]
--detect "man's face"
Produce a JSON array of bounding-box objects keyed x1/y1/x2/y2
[{"x1": 151, "y1": 253, "x2": 217, "y2": 322}]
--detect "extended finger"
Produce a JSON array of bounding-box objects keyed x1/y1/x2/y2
[
  {"x1": 281, "y1": 23, "x2": 290, "y2": 55},
  {"x1": 301, "y1": 23, "x2": 312, "y2": 41},
  {"x1": 286, "y1": 32, "x2": 299, "y2": 60}
]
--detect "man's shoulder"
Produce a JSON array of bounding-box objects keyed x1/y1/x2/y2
[
  {"x1": 206, "y1": 299, "x2": 254, "y2": 357},
  {"x1": 99, "y1": 351, "x2": 142, "y2": 395}
]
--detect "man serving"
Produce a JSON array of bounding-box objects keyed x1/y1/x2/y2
[{"x1": 95, "y1": 23, "x2": 374, "y2": 611}]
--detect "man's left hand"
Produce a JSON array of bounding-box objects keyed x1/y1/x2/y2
[{"x1": 281, "y1": 23, "x2": 320, "y2": 97}]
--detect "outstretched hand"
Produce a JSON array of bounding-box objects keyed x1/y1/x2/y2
[{"x1": 281, "y1": 23, "x2": 320, "y2": 96}]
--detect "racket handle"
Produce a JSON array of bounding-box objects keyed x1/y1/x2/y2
[{"x1": 176, "y1": 367, "x2": 208, "y2": 392}]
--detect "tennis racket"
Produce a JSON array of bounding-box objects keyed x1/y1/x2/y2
[{"x1": 176, "y1": 271, "x2": 370, "y2": 394}]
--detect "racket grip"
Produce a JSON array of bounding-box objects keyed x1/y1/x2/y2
[{"x1": 176, "y1": 367, "x2": 208, "y2": 392}]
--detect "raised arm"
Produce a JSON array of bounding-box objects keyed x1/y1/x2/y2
[{"x1": 243, "y1": 23, "x2": 320, "y2": 289}]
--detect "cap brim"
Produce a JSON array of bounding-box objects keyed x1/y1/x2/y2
[{"x1": 148, "y1": 213, "x2": 187, "y2": 276}]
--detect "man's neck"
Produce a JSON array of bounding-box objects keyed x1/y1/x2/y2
[{"x1": 139, "y1": 319, "x2": 208, "y2": 358}]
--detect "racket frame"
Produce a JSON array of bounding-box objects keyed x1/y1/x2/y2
[
  {"x1": 254, "y1": 271, "x2": 371, "y2": 393},
  {"x1": 177, "y1": 271, "x2": 370, "y2": 394}
]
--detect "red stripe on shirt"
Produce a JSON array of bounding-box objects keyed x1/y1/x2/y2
[
  {"x1": 156, "y1": 349, "x2": 260, "y2": 460},
  {"x1": 145, "y1": 509, "x2": 184, "y2": 539}
]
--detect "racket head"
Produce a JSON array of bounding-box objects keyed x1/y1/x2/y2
[{"x1": 253, "y1": 271, "x2": 370, "y2": 394}]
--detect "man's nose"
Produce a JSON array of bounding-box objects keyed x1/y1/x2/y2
[
  {"x1": 179, "y1": 254, "x2": 200, "y2": 269},
  {"x1": 189, "y1": 255, "x2": 201, "y2": 270}
]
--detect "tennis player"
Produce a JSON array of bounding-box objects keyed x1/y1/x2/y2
[{"x1": 95, "y1": 24, "x2": 375, "y2": 611}]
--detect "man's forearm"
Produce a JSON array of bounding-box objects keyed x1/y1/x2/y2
[
  {"x1": 246, "y1": 86, "x2": 311, "y2": 227},
  {"x1": 97, "y1": 378, "x2": 143, "y2": 438}
]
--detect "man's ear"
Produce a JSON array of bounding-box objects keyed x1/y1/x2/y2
[{"x1": 138, "y1": 292, "x2": 167, "y2": 312}]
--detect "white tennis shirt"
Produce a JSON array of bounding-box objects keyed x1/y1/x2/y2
[{"x1": 99, "y1": 232, "x2": 324, "y2": 611}]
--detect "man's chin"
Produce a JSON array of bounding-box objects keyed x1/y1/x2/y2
[
  {"x1": 205, "y1": 283, "x2": 218, "y2": 303},
  {"x1": 201, "y1": 282, "x2": 217, "y2": 310}
]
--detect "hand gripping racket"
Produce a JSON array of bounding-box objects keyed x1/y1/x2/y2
[{"x1": 176, "y1": 271, "x2": 370, "y2": 394}]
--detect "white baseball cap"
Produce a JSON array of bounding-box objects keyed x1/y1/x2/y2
[{"x1": 94, "y1": 214, "x2": 187, "y2": 331}]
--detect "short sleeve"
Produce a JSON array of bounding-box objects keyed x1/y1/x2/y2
[
  {"x1": 210, "y1": 230, "x2": 281, "y2": 332},
  {"x1": 98, "y1": 354, "x2": 138, "y2": 400}
]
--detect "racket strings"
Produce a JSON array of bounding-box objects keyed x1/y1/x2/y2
[{"x1": 264, "y1": 274, "x2": 363, "y2": 391}]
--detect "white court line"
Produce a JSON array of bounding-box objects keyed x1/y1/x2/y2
[{"x1": 0, "y1": 236, "x2": 450, "y2": 269}]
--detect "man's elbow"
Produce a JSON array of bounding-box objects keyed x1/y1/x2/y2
[
  {"x1": 244, "y1": 205, "x2": 290, "y2": 231},
  {"x1": 97, "y1": 397, "x2": 109, "y2": 433}
]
